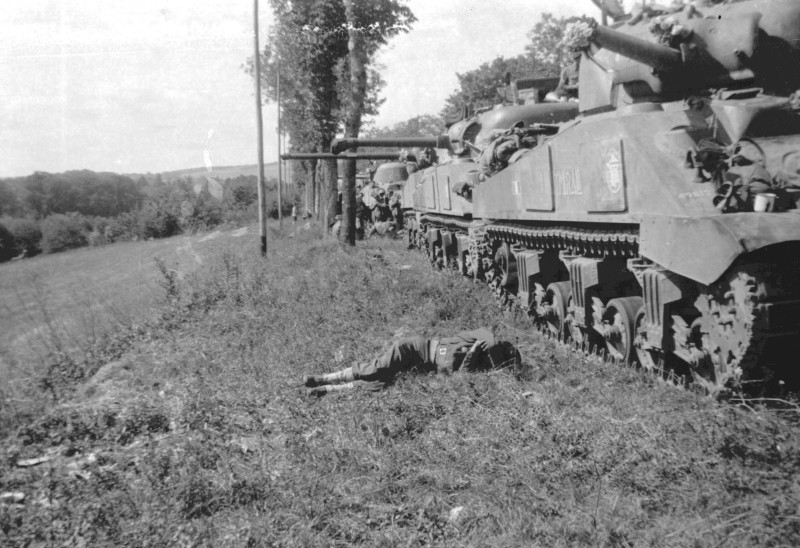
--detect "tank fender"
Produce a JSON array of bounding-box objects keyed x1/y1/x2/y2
[{"x1": 640, "y1": 214, "x2": 800, "y2": 285}]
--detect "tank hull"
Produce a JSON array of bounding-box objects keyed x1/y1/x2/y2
[
  {"x1": 369, "y1": 0, "x2": 800, "y2": 393},
  {"x1": 407, "y1": 99, "x2": 800, "y2": 393}
]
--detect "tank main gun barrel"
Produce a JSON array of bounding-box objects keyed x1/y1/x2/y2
[
  {"x1": 331, "y1": 135, "x2": 451, "y2": 155},
  {"x1": 282, "y1": 152, "x2": 402, "y2": 160},
  {"x1": 592, "y1": 24, "x2": 682, "y2": 74}
]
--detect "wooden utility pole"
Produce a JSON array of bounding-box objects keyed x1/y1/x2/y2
[
  {"x1": 277, "y1": 66, "x2": 283, "y2": 228},
  {"x1": 253, "y1": 0, "x2": 267, "y2": 256}
]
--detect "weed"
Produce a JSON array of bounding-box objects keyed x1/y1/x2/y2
[{"x1": 1, "y1": 226, "x2": 800, "y2": 546}]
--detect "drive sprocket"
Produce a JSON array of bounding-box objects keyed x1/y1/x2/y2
[{"x1": 692, "y1": 268, "x2": 767, "y2": 394}]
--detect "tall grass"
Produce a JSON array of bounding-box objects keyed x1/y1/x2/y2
[
  {"x1": 0, "y1": 230, "x2": 248, "y2": 433},
  {"x1": 1, "y1": 225, "x2": 799, "y2": 546}
]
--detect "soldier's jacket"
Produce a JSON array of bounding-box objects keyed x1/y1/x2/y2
[
  {"x1": 432, "y1": 328, "x2": 500, "y2": 373},
  {"x1": 351, "y1": 328, "x2": 506, "y2": 385}
]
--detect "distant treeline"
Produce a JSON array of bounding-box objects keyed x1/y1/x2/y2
[
  {"x1": 0, "y1": 170, "x2": 145, "y2": 219},
  {"x1": 0, "y1": 171, "x2": 297, "y2": 262}
]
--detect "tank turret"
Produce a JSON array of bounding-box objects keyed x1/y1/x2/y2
[
  {"x1": 576, "y1": 0, "x2": 800, "y2": 110},
  {"x1": 331, "y1": 101, "x2": 578, "y2": 159}
]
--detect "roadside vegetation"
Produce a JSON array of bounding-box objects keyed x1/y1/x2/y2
[
  {"x1": 0, "y1": 170, "x2": 295, "y2": 263},
  {"x1": 1, "y1": 226, "x2": 799, "y2": 546}
]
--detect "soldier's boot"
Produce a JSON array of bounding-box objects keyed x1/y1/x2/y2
[
  {"x1": 304, "y1": 368, "x2": 355, "y2": 387},
  {"x1": 306, "y1": 382, "x2": 357, "y2": 398}
]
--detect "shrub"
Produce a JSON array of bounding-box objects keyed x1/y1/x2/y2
[
  {"x1": 138, "y1": 203, "x2": 182, "y2": 239},
  {"x1": 0, "y1": 221, "x2": 16, "y2": 262},
  {"x1": 183, "y1": 195, "x2": 223, "y2": 233},
  {"x1": 3, "y1": 217, "x2": 42, "y2": 257},
  {"x1": 106, "y1": 212, "x2": 139, "y2": 242},
  {"x1": 40, "y1": 213, "x2": 89, "y2": 254}
]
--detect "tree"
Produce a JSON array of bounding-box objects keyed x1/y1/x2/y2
[
  {"x1": 525, "y1": 13, "x2": 588, "y2": 80},
  {"x1": 440, "y1": 13, "x2": 589, "y2": 117},
  {"x1": 249, "y1": 0, "x2": 414, "y2": 231},
  {"x1": 0, "y1": 222, "x2": 16, "y2": 262},
  {"x1": 40, "y1": 213, "x2": 89, "y2": 254},
  {"x1": 0, "y1": 180, "x2": 20, "y2": 217},
  {"x1": 250, "y1": 1, "x2": 345, "y2": 228},
  {"x1": 441, "y1": 55, "x2": 535, "y2": 116},
  {"x1": 338, "y1": 0, "x2": 414, "y2": 244},
  {"x1": 340, "y1": 0, "x2": 365, "y2": 245},
  {"x1": 3, "y1": 218, "x2": 41, "y2": 257},
  {"x1": 364, "y1": 114, "x2": 445, "y2": 140}
]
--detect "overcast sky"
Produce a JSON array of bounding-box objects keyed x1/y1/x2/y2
[{"x1": 0, "y1": 0, "x2": 603, "y2": 178}]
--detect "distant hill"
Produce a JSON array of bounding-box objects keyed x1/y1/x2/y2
[{"x1": 159, "y1": 163, "x2": 281, "y2": 182}]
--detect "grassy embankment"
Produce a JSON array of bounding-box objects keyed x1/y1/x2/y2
[{"x1": 1, "y1": 224, "x2": 799, "y2": 546}]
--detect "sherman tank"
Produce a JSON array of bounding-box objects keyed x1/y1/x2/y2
[{"x1": 332, "y1": 0, "x2": 800, "y2": 394}]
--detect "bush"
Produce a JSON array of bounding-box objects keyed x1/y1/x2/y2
[
  {"x1": 138, "y1": 203, "x2": 181, "y2": 239},
  {"x1": 3, "y1": 217, "x2": 42, "y2": 257},
  {"x1": 183, "y1": 194, "x2": 223, "y2": 233},
  {"x1": 40, "y1": 213, "x2": 89, "y2": 254},
  {"x1": 0, "y1": 222, "x2": 16, "y2": 262},
  {"x1": 106, "y1": 212, "x2": 139, "y2": 242}
]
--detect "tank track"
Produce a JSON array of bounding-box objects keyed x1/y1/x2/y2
[
  {"x1": 485, "y1": 222, "x2": 639, "y2": 258},
  {"x1": 419, "y1": 217, "x2": 640, "y2": 258},
  {"x1": 412, "y1": 216, "x2": 800, "y2": 395}
]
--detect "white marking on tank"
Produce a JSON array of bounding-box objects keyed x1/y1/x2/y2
[{"x1": 554, "y1": 169, "x2": 583, "y2": 195}]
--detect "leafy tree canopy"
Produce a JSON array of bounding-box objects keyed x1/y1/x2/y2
[
  {"x1": 0, "y1": 171, "x2": 144, "y2": 219},
  {"x1": 441, "y1": 13, "x2": 590, "y2": 117},
  {"x1": 364, "y1": 114, "x2": 445, "y2": 140},
  {"x1": 249, "y1": 0, "x2": 415, "y2": 152},
  {"x1": 441, "y1": 55, "x2": 534, "y2": 117}
]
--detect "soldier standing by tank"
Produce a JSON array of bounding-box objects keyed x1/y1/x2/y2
[
  {"x1": 554, "y1": 50, "x2": 581, "y2": 102},
  {"x1": 356, "y1": 190, "x2": 368, "y2": 239},
  {"x1": 303, "y1": 328, "x2": 520, "y2": 396},
  {"x1": 388, "y1": 190, "x2": 402, "y2": 229}
]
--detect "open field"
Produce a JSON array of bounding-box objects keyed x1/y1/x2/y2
[
  {"x1": 1, "y1": 227, "x2": 799, "y2": 546},
  {"x1": 0, "y1": 225, "x2": 259, "y2": 423}
]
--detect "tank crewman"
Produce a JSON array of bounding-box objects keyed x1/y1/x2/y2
[
  {"x1": 388, "y1": 190, "x2": 402, "y2": 229},
  {"x1": 416, "y1": 147, "x2": 438, "y2": 170},
  {"x1": 371, "y1": 188, "x2": 391, "y2": 224},
  {"x1": 554, "y1": 50, "x2": 581, "y2": 101},
  {"x1": 476, "y1": 123, "x2": 541, "y2": 177},
  {"x1": 713, "y1": 143, "x2": 785, "y2": 212},
  {"x1": 303, "y1": 328, "x2": 520, "y2": 396},
  {"x1": 356, "y1": 191, "x2": 368, "y2": 239},
  {"x1": 400, "y1": 149, "x2": 419, "y2": 174}
]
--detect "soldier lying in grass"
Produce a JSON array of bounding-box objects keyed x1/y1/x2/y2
[{"x1": 304, "y1": 328, "x2": 520, "y2": 397}]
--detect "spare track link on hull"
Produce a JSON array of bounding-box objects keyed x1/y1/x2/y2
[
  {"x1": 485, "y1": 223, "x2": 639, "y2": 258},
  {"x1": 418, "y1": 218, "x2": 640, "y2": 259}
]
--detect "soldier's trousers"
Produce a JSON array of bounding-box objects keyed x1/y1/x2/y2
[{"x1": 351, "y1": 336, "x2": 433, "y2": 386}]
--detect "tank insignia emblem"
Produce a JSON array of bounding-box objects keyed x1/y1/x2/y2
[
  {"x1": 604, "y1": 149, "x2": 623, "y2": 194},
  {"x1": 554, "y1": 169, "x2": 583, "y2": 196}
]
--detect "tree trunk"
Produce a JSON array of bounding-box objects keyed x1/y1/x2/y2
[
  {"x1": 307, "y1": 158, "x2": 317, "y2": 219},
  {"x1": 341, "y1": 0, "x2": 368, "y2": 246},
  {"x1": 341, "y1": 157, "x2": 357, "y2": 245},
  {"x1": 321, "y1": 159, "x2": 338, "y2": 232}
]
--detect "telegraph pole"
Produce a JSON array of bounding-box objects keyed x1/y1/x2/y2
[
  {"x1": 253, "y1": 0, "x2": 267, "y2": 256},
  {"x1": 277, "y1": 66, "x2": 283, "y2": 228}
]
